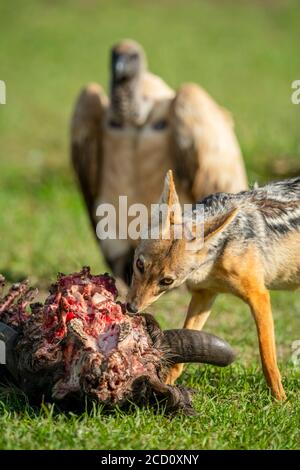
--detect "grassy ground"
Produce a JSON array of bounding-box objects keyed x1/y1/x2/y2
[{"x1": 0, "y1": 0, "x2": 300, "y2": 450}]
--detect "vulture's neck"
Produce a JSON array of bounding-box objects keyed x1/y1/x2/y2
[{"x1": 110, "y1": 74, "x2": 147, "y2": 127}]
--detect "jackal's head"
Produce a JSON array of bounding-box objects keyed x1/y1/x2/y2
[{"x1": 127, "y1": 171, "x2": 238, "y2": 313}]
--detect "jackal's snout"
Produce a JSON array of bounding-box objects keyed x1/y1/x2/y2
[
  {"x1": 126, "y1": 302, "x2": 138, "y2": 314},
  {"x1": 126, "y1": 276, "x2": 157, "y2": 313}
]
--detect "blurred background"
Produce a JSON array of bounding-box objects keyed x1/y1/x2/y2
[
  {"x1": 0, "y1": 1, "x2": 300, "y2": 449},
  {"x1": 0, "y1": 0, "x2": 299, "y2": 285}
]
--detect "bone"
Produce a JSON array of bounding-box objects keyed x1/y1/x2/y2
[{"x1": 0, "y1": 280, "x2": 29, "y2": 315}]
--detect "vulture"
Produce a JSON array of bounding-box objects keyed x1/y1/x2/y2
[{"x1": 71, "y1": 39, "x2": 248, "y2": 283}]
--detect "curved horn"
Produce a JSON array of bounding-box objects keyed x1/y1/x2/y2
[
  {"x1": 0, "y1": 322, "x2": 19, "y2": 379},
  {"x1": 163, "y1": 329, "x2": 236, "y2": 367}
]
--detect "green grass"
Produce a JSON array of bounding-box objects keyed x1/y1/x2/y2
[{"x1": 0, "y1": 0, "x2": 300, "y2": 450}]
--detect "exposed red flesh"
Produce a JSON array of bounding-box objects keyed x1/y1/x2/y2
[
  {"x1": 0, "y1": 268, "x2": 196, "y2": 414},
  {"x1": 0, "y1": 268, "x2": 163, "y2": 406}
]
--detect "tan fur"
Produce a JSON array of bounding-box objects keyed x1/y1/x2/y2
[
  {"x1": 171, "y1": 84, "x2": 248, "y2": 199},
  {"x1": 128, "y1": 171, "x2": 300, "y2": 401}
]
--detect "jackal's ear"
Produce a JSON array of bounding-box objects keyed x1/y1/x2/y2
[
  {"x1": 158, "y1": 170, "x2": 182, "y2": 225},
  {"x1": 185, "y1": 208, "x2": 239, "y2": 251},
  {"x1": 204, "y1": 208, "x2": 239, "y2": 242}
]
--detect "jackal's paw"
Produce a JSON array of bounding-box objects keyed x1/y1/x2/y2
[
  {"x1": 165, "y1": 364, "x2": 184, "y2": 385},
  {"x1": 273, "y1": 388, "x2": 287, "y2": 402},
  {"x1": 271, "y1": 378, "x2": 287, "y2": 401}
]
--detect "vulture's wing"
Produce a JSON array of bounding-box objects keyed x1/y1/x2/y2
[
  {"x1": 170, "y1": 83, "x2": 247, "y2": 201},
  {"x1": 71, "y1": 83, "x2": 108, "y2": 229}
]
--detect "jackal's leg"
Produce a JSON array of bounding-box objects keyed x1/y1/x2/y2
[
  {"x1": 165, "y1": 289, "x2": 216, "y2": 385},
  {"x1": 247, "y1": 290, "x2": 286, "y2": 401}
]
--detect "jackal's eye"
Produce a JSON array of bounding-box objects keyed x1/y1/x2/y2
[
  {"x1": 136, "y1": 258, "x2": 145, "y2": 273},
  {"x1": 159, "y1": 277, "x2": 174, "y2": 287}
]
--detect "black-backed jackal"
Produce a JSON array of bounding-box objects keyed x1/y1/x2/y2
[{"x1": 127, "y1": 171, "x2": 300, "y2": 400}]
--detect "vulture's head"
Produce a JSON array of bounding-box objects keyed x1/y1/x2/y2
[
  {"x1": 111, "y1": 39, "x2": 147, "y2": 83},
  {"x1": 0, "y1": 268, "x2": 235, "y2": 414}
]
